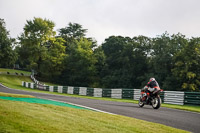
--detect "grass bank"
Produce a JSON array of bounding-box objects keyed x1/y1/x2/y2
[
  {"x1": 0, "y1": 92, "x2": 35, "y2": 98},
  {"x1": 0, "y1": 74, "x2": 33, "y2": 89},
  {"x1": 0, "y1": 68, "x2": 31, "y2": 74}
]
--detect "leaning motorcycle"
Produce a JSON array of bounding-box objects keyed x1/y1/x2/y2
[{"x1": 138, "y1": 87, "x2": 163, "y2": 109}]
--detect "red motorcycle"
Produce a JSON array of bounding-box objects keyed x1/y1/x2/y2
[{"x1": 138, "y1": 87, "x2": 163, "y2": 109}]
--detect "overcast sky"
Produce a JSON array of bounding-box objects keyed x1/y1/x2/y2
[{"x1": 0, "y1": 0, "x2": 200, "y2": 44}]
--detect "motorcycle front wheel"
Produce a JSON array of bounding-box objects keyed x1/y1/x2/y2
[
  {"x1": 138, "y1": 97, "x2": 144, "y2": 107},
  {"x1": 151, "y1": 97, "x2": 161, "y2": 109}
]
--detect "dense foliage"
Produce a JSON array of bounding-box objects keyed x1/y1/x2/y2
[
  {"x1": 0, "y1": 17, "x2": 200, "y2": 91},
  {"x1": 0, "y1": 19, "x2": 17, "y2": 68}
]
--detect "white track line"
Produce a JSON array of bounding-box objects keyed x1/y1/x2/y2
[{"x1": 42, "y1": 97, "x2": 116, "y2": 115}]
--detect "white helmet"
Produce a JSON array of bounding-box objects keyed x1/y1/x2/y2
[{"x1": 150, "y1": 77, "x2": 155, "y2": 82}]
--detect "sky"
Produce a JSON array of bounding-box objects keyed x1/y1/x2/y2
[{"x1": 0, "y1": 0, "x2": 200, "y2": 45}]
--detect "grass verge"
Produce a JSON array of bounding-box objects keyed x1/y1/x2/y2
[
  {"x1": 0, "y1": 92, "x2": 35, "y2": 98},
  {"x1": 0, "y1": 68, "x2": 31, "y2": 75},
  {"x1": 161, "y1": 103, "x2": 200, "y2": 113},
  {"x1": 0, "y1": 74, "x2": 33, "y2": 89},
  {"x1": 0, "y1": 99, "x2": 188, "y2": 133}
]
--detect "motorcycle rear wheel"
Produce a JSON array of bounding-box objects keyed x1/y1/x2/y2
[{"x1": 152, "y1": 97, "x2": 161, "y2": 109}]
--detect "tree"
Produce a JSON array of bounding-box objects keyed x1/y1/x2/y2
[
  {"x1": 101, "y1": 36, "x2": 131, "y2": 88},
  {"x1": 0, "y1": 18, "x2": 17, "y2": 68},
  {"x1": 93, "y1": 46, "x2": 106, "y2": 87},
  {"x1": 39, "y1": 37, "x2": 66, "y2": 81},
  {"x1": 131, "y1": 36, "x2": 152, "y2": 87},
  {"x1": 149, "y1": 33, "x2": 188, "y2": 90},
  {"x1": 59, "y1": 22, "x2": 87, "y2": 41},
  {"x1": 59, "y1": 22, "x2": 96, "y2": 49},
  {"x1": 172, "y1": 37, "x2": 200, "y2": 91},
  {"x1": 101, "y1": 36, "x2": 149, "y2": 88},
  {"x1": 150, "y1": 33, "x2": 172, "y2": 88},
  {"x1": 57, "y1": 23, "x2": 97, "y2": 86},
  {"x1": 18, "y1": 17, "x2": 56, "y2": 76},
  {"x1": 58, "y1": 38, "x2": 97, "y2": 87},
  {"x1": 162, "y1": 33, "x2": 188, "y2": 90}
]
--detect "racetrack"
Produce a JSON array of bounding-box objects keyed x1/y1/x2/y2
[{"x1": 0, "y1": 84, "x2": 199, "y2": 133}]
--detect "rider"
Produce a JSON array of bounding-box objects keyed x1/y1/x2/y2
[{"x1": 142, "y1": 77, "x2": 160, "y2": 101}]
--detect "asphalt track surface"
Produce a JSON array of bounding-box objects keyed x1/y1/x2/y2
[{"x1": 0, "y1": 84, "x2": 200, "y2": 133}]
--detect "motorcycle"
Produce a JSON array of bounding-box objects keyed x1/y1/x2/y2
[{"x1": 138, "y1": 87, "x2": 163, "y2": 109}]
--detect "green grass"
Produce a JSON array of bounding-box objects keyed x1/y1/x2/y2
[
  {"x1": 0, "y1": 68, "x2": 31, "y2": 75},
  {"x1": 162, "y1": 103, "x2": 200, "y2": 113},
  {"x1": 0, "y1": 67, "x2": 57, "y2": 87},
  {"x1": 0, "y1": 92, "x2": 35, "y2": 98},
  {"x1": 0, "y1": 98, "x2": 188, "y2": 133},
  {"x1": 0, "y1": 68, "x2": 199, "y2": 113},
  {"x1": 0, "y1": 74, "x2": 33, "y2": 89}
]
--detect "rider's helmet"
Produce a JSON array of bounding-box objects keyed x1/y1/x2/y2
[{"x1": 149, "y1": 77, "x2": 155, "y2": 82}]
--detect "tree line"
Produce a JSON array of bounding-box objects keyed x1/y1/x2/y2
[{"x1": 0, "y1": 17, "x2": 200, "y2": 92}]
